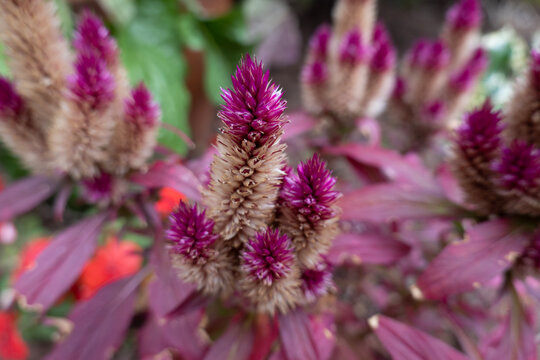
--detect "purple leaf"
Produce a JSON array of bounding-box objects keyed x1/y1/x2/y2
[
  {"x1": 203, "y1": 321, "x2": 254, "y2": 360},
  {"x1": 339, "y1": 183, "x2": 457, "y2": 222},
  {"x1": 309, "y1": 313, "x2": 336, "y2": 360},
  {"x1": 278, "y1": 309, "x2": 319, "y2": 360},
  {"x1": 282, "y1": 112, "x2": 317, "y2": 141},
  {"x1": 15, "y1": 213, "x2": 108, "y2": 310},
  {"x1": 436, "y1": 164, "x2": 466, "y2": 207},
  {"x1": 46, "y1": 272, "x2": 145, "y2": 360},
  {"x1": 370, "y1": 315, "x2": 469, "y2": 360},
  {"x1": 162, "y1": 311, "x2": 208, "y2": 360},
  {"x1": 139, "y1": 315, "x2": 171, "y2": 359},
  {"x1": 131, "y1": 161, "x2": 201, "y2": 201},
  {"x1": 328, "y1": 232, "x2": 410, "y2": 266},
  {"x1": 0, "y1": 176, "x2": 60, "y2": 222},
  {"x1": 417, "y1": 219, "x2": 529, "y2": 300}
]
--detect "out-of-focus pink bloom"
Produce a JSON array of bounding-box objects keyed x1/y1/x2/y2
[
  {"x1": 301, "y1": 60, "x2": 328, "y2": 84},
  {"x1": 392, "y1": 77, "x2": 406, "y2": 100},
  {"x1": 300, "y1": 261, "x2": 333, "y2": 303},
  {"x1": 68, "y1": 53, "x2": 115, "y2": 110},
  {"x1": 73, "y1": 11, "x2": 118, "y2": 65},
  {"x1": 81, "y1": 171, "x2": 114, "y2": 203},
  {"x1": 308, "y1": 24, "x2": 331, "y2": 60},
  {"x1": 420, "y1": 40, "x2": 450, "y2": 70},
  {"x1": 0, "y1": 77, "x2": 23, "y2": 118},
  {"x1": 492, "y1": 141, "x2": 540, "y2": 192},
  {"x1": 450, "y1": 48, "x2": 488, "y2": 91},
  {"x1": 124, "y1": 83, "x2": 161, "y2": 127},
  {"x1": 339, "y1": 29, "x2": 369, "y2": 65},
  {"x1": 407, "y1": 39, "x2": 429, "y2": 68},
  {"x1": 446, "y1": 0, "x2": 482, "y2": 30},
  {"x1": 530, "y1": 50, "x2": 540, "y2": 89}
]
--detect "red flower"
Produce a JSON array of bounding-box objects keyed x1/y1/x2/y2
[
  {"x1": 74, "y1": 237, "x2": 142, "y2": 300},
  {"x1": 12, "y1": 238, "x2": 50, "y2": 281},
  {"x1": 0, "y1": 312, "x2": 28, "y2": 360},
  {"x1": 155, "y1": 187, "x2": 186, "y2": 217}
]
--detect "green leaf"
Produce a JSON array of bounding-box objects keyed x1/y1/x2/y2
[
  {"x1": 53, "y1": 0, "x2": 74, "y2": 39},
  {"x1": 0, "y1": 42, "x2": 9, "y2": 76}
]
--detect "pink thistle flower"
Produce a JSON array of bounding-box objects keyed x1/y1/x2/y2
[
  {"x1": 301, "y1": 60, "x2": 328, "y2": 84},
  {"x1": 124, "y1": 83, "x2": 161, "y2": 127},
  {"x1": 167, "y1": 202, "x2": 218, "y2": 263},
  {"x1": 242, "y1": 228, "x2": 295, "y2": 286},
  {"x1": 73, "y1": 11, "x2": 118, "y2": 66},
  {"x1": 446, "y1": 0, "x2": 482, "y2": 31},
  {"x1": 282, "y1": 154, "x2": 340, "y2": 225},
  {"x1": 456, "y1": 101, "x2": 503, "y2": 158},
  {"x1": 81, "y1": 172, "x2": 114, "y2": 203},
  {"x1": 492, "y1": 141, "x2": 540, "y2": 193},
  {"x1": 308, "y1": 24, "x2": 331, "y2": 60},
  {"x1": 68, "y1": 53, "x2": 115, "y2": 110},
  {"x1": 0, "y1": 77, "x2": 23, "y2": 118},
  {"x1": 339, "y1": 29, "x2": 369, "y2": 65},
  {"x1": 218, "y1": 54, "x2": 287, "y2": 146},
  {"x1": 300, "y1": 261, "x2": 333, "y2": 303}
]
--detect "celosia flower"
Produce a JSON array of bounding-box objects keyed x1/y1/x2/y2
[
  {"x1": 419, "y1": 41, "x2": 450, "y2": 71},
  {"x1": 392, "y1": 77, "x2": 407, "y2": 100},
  {"x1": 73, "y1": 11, "x2": 118, "y2": 66},
  {"x1": 242, "y1": 228, "x2": 295, "y2": 286},
  {"x1": 300, "y1": 261, "x2": 333, "y2": 303},
  {"x1": 81, "y1": 172, "x2": 114, "y2": 204},
  {"x1": 370, "y1": 35, "x2": 396, "y2": 71},
  {"x1": 301, "y1": 61, "x2": 328, "y2": 85},
  {"x1": 456, "y1": 101, "x2": 502, "y2": 157},
  {"x1": 308, "y1": 24, "x2": 331, "y2": 60},
  {"x1": 75, "y1": 237, "x2": 142, "y2": 300},
  {"x1": 450, "y1": 48, "x2": 487, "y2": 91},
  {"x1": 155, "y1": 187, "x2": 186, "y2": 217},
  {"x1": 124, "y1": 83, "x2": 160, "y2": 128},
  {"x1": 0, "y1": 312, "x2": 28, "y2": 360},
  {"x1": 0, "y1": 77, "x2": 22, "y2": 118},
  {"x1": 407, "y1": 39, "x2": 429, "y2": 68},
  {"x1": 167, "y1": 202, "x2": 218, "y2": 262},
  {"x1": 68, "y1": 53, "x2": 115, "y2": 110},
  {"x1": 492, "y1": 141, "x2": 540, "y2": 193},
  {"x1": 446, "y1": 0, "x2": 481, "y2": 31},
  {"x1": 339, "y1": 29, "x2": 369, "y2": 65},
  {"x1": 531, "y1": 50, "x2": 540, "y2": 89}
]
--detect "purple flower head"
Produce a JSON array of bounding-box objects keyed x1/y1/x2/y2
[
  {"x1": 407, "y1": 39, "x2": 429, "y2": 68},
  {"x1": 370, "y1": 37, "x2": 396, "y2": 71},
  {"x1": 73, "y1": 11, "x2": 118, "y2": 66},
  {"x1": 492, "y1": 141, "x2": 540, "y2": 192},
  {"x1": 81, "y1": 172, "x2": 114, "y2": 203},
  {"x1": 282, "y1": 154, "x2": 340, "y2": 225},
  {"x1": 530, "y1": 50, "x2": 540, "y2": 89},
  {"x1": 446, "y1": 0, "x2": 482, "y2": 30},
  {"x1": 308, "y1": 24, "x2": 331, "y2": 60},
  {"x1": 68, "y1": 53, "x2": 115, "y2": 110},
  {"x1": 167, "y1": 202, "x2": 218, "y2": 262},
  {"x1": 450, "y1": 48, "x2": 488, "y2": 91},
  {"x1": 456, "y1": 101, "x2": 503, "y2": 157},
  {"x1": 219, "y1": 54, "x2": 287, "y2": 146},
  {"x1": 339, "y1": 29, "x2": 369, "y2": 65},
  {"x1": 124, "y1": 83, "x2": 161, "y2": 127},
  {"x1": 392, "y1": 77, "x2": 407, "y2": 100},
  {"x1": 301, "y1": 60, "x2": 328, "y2": 84},
  {"x1": 301, "y1": 261, "x2": 333, "y2": 303},
  {"x1": 419, "y1": 41, "x2": 450, "y2": 70},
  {"x1": 242, "y1": 228, "x2": 295, "y2": 286},
  {"x1": 0, "y1": 77, "x2": 23, "y2": 118}
]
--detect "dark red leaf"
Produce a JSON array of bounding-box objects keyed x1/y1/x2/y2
[
  {"x1": 15, "y1": 213, "x2": 108, "y2": 310},
  {"x1": 328, "y1": 232, "x2": 410, "y2": 266},
  {"x1": 46, "y1": 272, "x2": 145, "y2": 360},
  {"x1": 417, "y1": 219, "x2": 529, "y2": 300},
  {"x1": 131, "y1": 161, "x2": 201, "y2": 201},
  {"x1": 0, "y1": 176, "x2": 60, "y2": 222},
  {"x1": 278, "y1": 309, "x2": 319, "y2": 360},
  {"x1": 370, "y1": 315, "x2": 469, "y2": 360},
  {"x1": 204, "y1": 321, "x2": 254, "y2": 360}
]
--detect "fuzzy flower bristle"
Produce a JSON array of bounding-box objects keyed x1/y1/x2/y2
[
  {"x1": 68, "y1": 54, "x2": 115, "y2": 109},
  {"x1": 300, "y1": 261, "x2": 333, "y2": 304},
  {"x1": 73, "y1": 11, "x2": 118, "y2": 65},
  {"x1": 124, "y1": 83, "x2": 160, "y2": 127},
  {"x1": 456, "y1": 101, "x2": 503, "y2": 156},
  {"x1": 492, "y1": 141, "x2": 540, "y2": 192},
  {"x1": 167, "y1": 203, "x2": 218, "y2": 262},
  {"x1": 447, "y1": 0, "x2": 481, "y2": 30},
  {"x1": 309, "y1": 24, "x2": 331, "y2": 60},
  {"x1": 339, "y1": 29, "x2": 369, "y2": 65},
  {"x1": 219, "y1": 55, "x2": 287, "y2": 146},
  {"x1": 282, "y1": 154, "x2": 340, "y2": 224},
  {"x1": 0, "y1": 77, "x2": 23, "y2": 117}
]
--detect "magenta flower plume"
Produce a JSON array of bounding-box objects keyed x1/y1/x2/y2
[
  {"x1": 370, "y1": 35, "x2": 396, "y2": 71},
  {"x1": 0, "y1": 77, "x2": 23, "y2": 117},
  {"x1": 73, "y1": 11, "x2": 118, "y2": 65},
  {"x1": 167, "y1": 202, "x2": 218, "y2": 262},
  {"x1": 530, "y1": 50, "x2": 540, "y2": 89},
  {"x1": 124, "y1": 83, "x2": 160, "y2": 127},
  {"x1": 308, "y1": 24, "x2": 331, "y2": 60},
  {"x1": 68, "y1": 53, "x2": 115, "y2": 109},
  {"x1": 339, "y1": 29, "x2": 369, "y2": 65},
  {"x1": 492, "y1": 141, "x2": 540, "y2": 192},
  {"x1": 301, "y1": 61, "x2": 328, "y2": 84},
  {"x1": 282, "y1": 154, "x2": 340, "y2": 225},
  {"x1": 447, "y1": 0, "x2": 482, "y2": 30},
  {"x1": 300, "y1": 261, "x2": 333, "y2": 303},
  {"x1": 219, "y1": 54, "x2": 287, "y2": 146},
  {"x1": 392, "y1": 77, "x2": 407, "y2": 100},
  {"x1": 407, "y1": 39, "x2": 429, "y2": 68},
  {"x1": 420, "y1": 41, "x2": 450, "y2": 70},
  {"x1": 242, "y1": 228, "x2": 295, "y2": 286},
  {"x1": 456, "y1": 101, "x2": 503, "y2": 157},
  {"x1": 450, "y1": 48, "x2": 488, "y2": 91},
  {"x1": 81, "y1": 172, "x2": 114, "y2": 203}
]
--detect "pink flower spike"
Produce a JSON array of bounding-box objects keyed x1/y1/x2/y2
[
  {"x1": 68, "y1": 53, "x2": 115, "y2": 110},
  {"x1": 420, "y1": 40, "x2": 450, "y2": 70},
  {"x1": 219, "y1": 54, "x2": 287, "y2": 146},
  {"x1": 0, "y1": 77, "x2": 23, "y2": 118},
  {"x1": 392, "y1": 77, "x2": 407, "y2": 100},
  {"x1": 242, "y1": 228, "x2": 294, "y2": 286},
  {"x1": 406, "y1": 39, "x2": 429, "y2": 68},
  {"x1": 73, "y1": 10, "x2": 118, "y2": 65},
  {"x1": 530, "y1": 50, "x2": 540, "y2": 89},
  {"x1": 301, "y1": 261, "x2": 332, "y2": 303},
  {"x1": 339, "y1": 29, "x2": 369, "y2": 65},
  {"x1": 370, "y1": 38, "x2": 396, "y2": 71},
  {"x1": 124, "y1": 83, "x2": 161, "y2": 127},
  {"x1": 456, "y1": 101, "x2": 503, "y2": 158},
  {"x1": 447, "y1": 0, "x2": 482, "y2": 31},
  {"x1": 308, "y1": 24, "x2": 331, "y2": 60},
  {"x1": 422, "y1": 100, "x2": 446, "y2": 123},
  {"x1": 372, "y1": 22, "x2": 390, "y2": 46},
  {"x1": 301, "y1": 60, "x2": 328, "y2": 84},
  {"x1": 450, "y1": 48, "x2": 488, "y2": 91},
  {"x1": 492, "y1": 141, "x2": 540, "y2": 192},
  {"x1": 166, "y1": 202, "x2": 218, "y2": 262}
]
